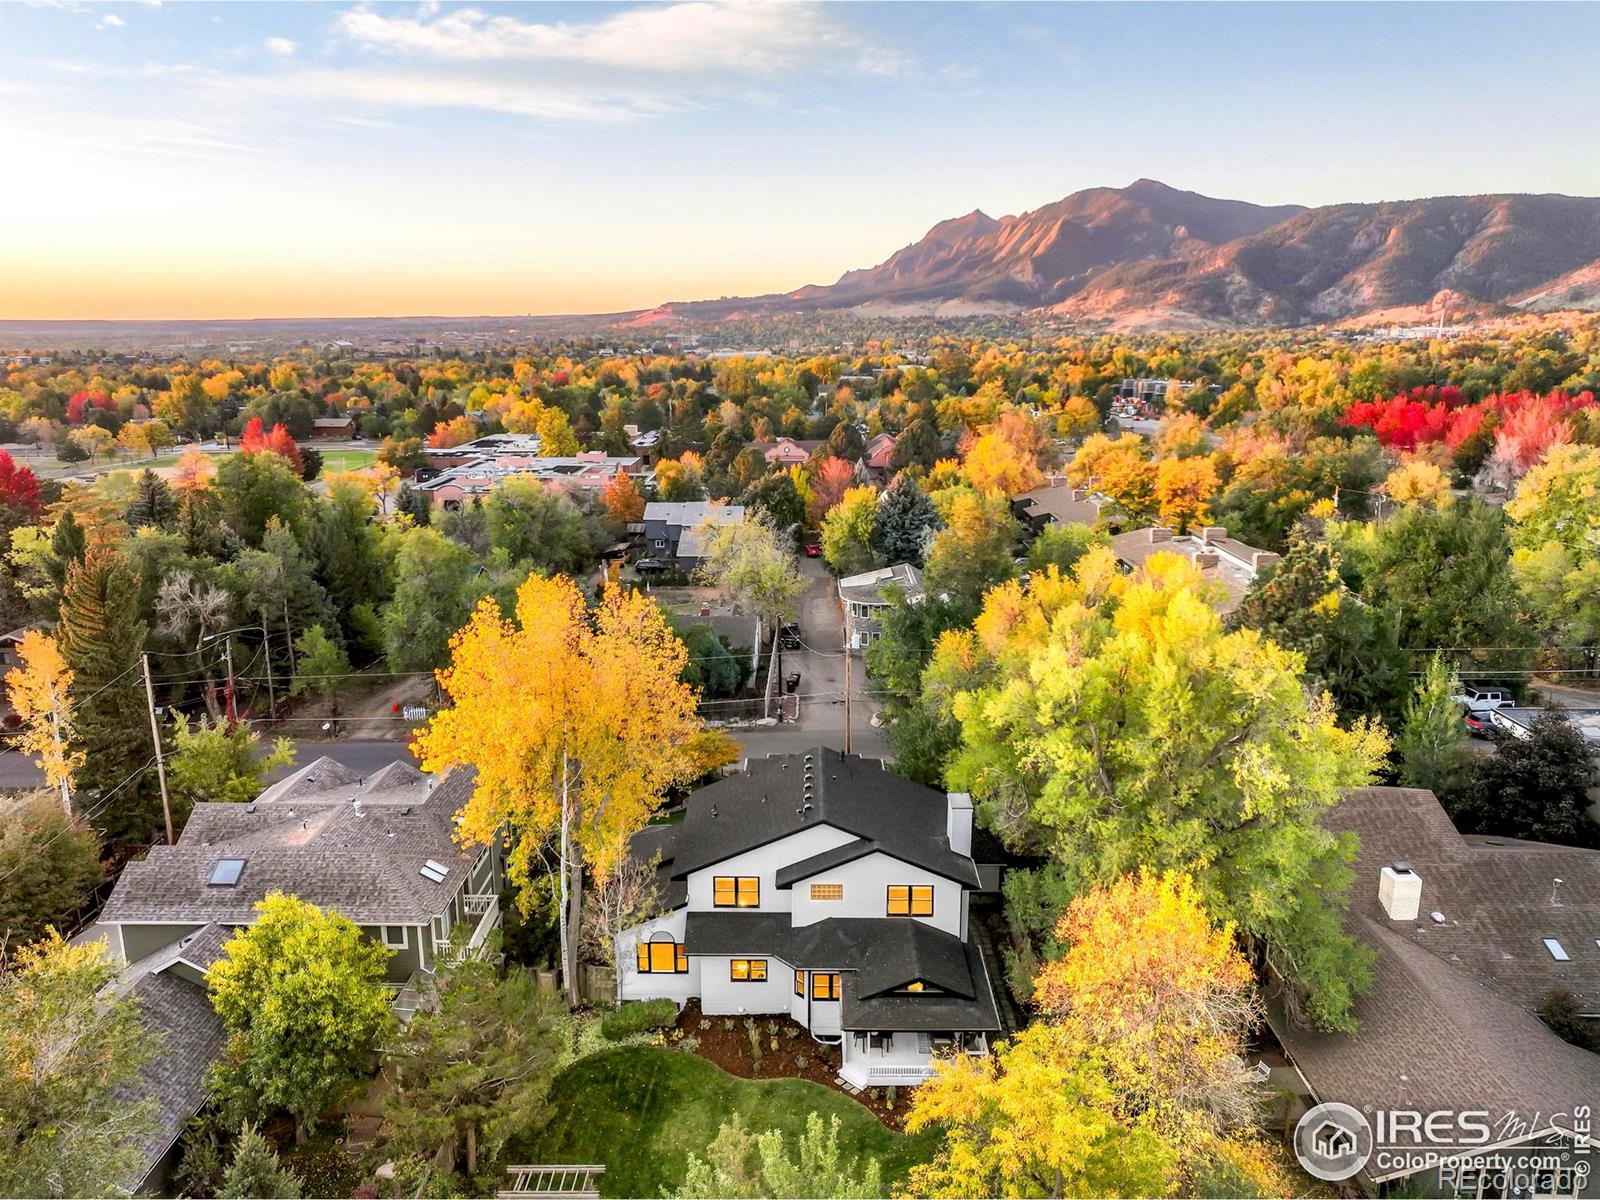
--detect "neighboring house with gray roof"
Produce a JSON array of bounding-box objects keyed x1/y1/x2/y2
[
  {"x1": 1267, "y1": 787, "x2": 1600, "y2": 1196},
  {"x1": 617, "y1": 748, "x2": 1004, "y2": 1088},
  {"x1": 1010, "y1": 479, "x2": 1108, "y2": 535},
  {"x1": 642, "y1": 501, "x2": 745, "y2": 565},
  {"x1": 100, "y1": 757, "x2": 503, "y2": 982},
  {"x1": 838, "y1": 563, "x2": 923, "y2": 650},
  {"x1": 1109, "y1": 524, "x2": 1278, "y2": 614},
  {"x1": 109, "y1": 924, "x2": 229, "y2": 1195}
]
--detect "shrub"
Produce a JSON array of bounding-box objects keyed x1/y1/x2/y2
[{"x1": 600, "y1": 999, "x2": 678, "y2": 1041}]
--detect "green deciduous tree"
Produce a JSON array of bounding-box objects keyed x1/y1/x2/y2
[
  {"x1": 674, "y1": 1113, "x2": 884, "y2": 1200},
  {"x1": 819, "y1": 486, "x2": 880, "y2": 576},
  {"x1": 168, "y1": 715, "x2": 295, "y2": 809},
  {"x1": 208, "y1": 893, "x2": 394, "y2": 1143},
  {"x1": 1231, "y1": 522, "x2": 1408, "y2": 724},
  {"x1": 697, "y1": 515, "x2": 808, "y2": 679},
  {"x1": 216, "y1": 450, "x2": 311, "y2": 546},
  {"x1": 922, "y1": 488, "x2": 1020, "y2": 611},
  {"x1": 945, "y1": 550, "x2": 1388, "y2": 1030},
  {"x1": 1450, "y1": 710, "x2": 1598, "y2": 847},
  {"x1": 0, "y1": 793, "x2": 101, "y2": 945},
  {"x1": 486, "y1": 477, "x2": 606, "y2": 575},
  {"x1": 0, "y1": 934, "x2": 156, "y2": 1198},
  {"x1": 1505, "y1": 443, "x2": 1600, "y2": 651},
  {"x1": 382, "y1": 526, "x2": 481, "y2": 672},
  {"x1": 1024, "y1": 523, "x2": 1107, "y2": 577},
  {"x1": 1395, "y1": 654, "x2": 1472, "y2": 798},
  {"x1": 290, "y1": 625, "x2": 350, "y2": 699}
]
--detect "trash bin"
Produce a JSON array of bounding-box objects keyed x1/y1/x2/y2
[{"x1": 785, "y1": 672, "x2": 801, "y2": 694}]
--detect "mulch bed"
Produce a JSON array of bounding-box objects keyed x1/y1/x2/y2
[{"x1": 666, "y1": 1000, "x2": 912, "y2": 1129}]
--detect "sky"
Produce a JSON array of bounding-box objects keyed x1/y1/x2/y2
[{"x1": 2, "y1": 1, "x2": 1597, "y2": 321}]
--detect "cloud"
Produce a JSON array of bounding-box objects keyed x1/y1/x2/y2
[
  {"x1": 334, "y1": 2, "x2": 851, "y2": 73},
  {"x1": 96, "y1": 12, "x2": 124, "y2": 28},
  {"x1": 264, "y1": 36, "x2": 296, "y2": 55}
]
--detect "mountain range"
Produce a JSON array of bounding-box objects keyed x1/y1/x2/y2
[{"x1": 626, "y1": 179, "x2": 1600, "y2": 329}]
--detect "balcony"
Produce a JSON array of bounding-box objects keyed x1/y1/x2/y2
[
  {"x1": 440, "y1": 893, "x2": 501, "y2": 965},
  {"x1": 837, "y1": 1031, "x2": 988, "y2": 1089}
]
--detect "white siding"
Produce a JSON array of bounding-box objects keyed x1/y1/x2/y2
[
  {"x1": 684, "y1": 825, "x2": 857, "y2": 914},
  {"x1": 617, "y1": 909, "x2": 699, "y2": 1005},
  {"x1": 701, "y1": 954, "x2": 796, "y2": 1016},
  {"x1": 788, "y1": 852, "x2": 963, "y2": 938}
]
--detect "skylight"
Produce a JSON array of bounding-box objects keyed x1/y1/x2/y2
[
  {"x1": 208, "y1": 858, "x2": 245, "y2": 887},
  {"x1": 419, "y1": 859, "x2": 449, "y2": 884},
  {"x1": 1543, "y1": 937, "x2": 1571, "y2": 961}
]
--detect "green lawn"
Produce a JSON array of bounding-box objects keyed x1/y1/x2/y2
[
  {"x1": 509, "y1": 1046, "x2": 937, "y2": 1199},
  {"x1": 317, "y1": 448, "x2": 377, "y2": 472}
]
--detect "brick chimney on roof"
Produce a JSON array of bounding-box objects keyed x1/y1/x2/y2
[{"x1": 1148, "y1": 527, "x2": 1173, "y2": 543}]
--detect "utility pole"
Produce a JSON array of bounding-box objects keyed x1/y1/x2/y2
[
  {"x1": 283, "y1": 598, "x2": 295, "y2": 696},
  {"x1": 142, "y1": 654, "x2": 174, "y2": 846},
  {"x1": 46, "y1": 682, "x2": 70, "y2": 817},
  {"x1": 260, "y1": 618, "x2": 276, "y2": 716},
  {"x1": 843, "y1": 633, "x2": 852, "y2": 755},
  {"x1": 224, "y1": 635, "x2": 236, "y2": 723}
]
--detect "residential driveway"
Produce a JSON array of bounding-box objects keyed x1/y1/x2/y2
[{"x1": 738, "y1": 556, "x2": 887, "y2": 762}]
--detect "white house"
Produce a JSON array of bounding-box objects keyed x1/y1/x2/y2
[
  {"x1": 838, "y1": 563, "x2": 924, "y2": 650},
  {"x1": 615, "y1": 748, "x2": 1003, "y2": 1088}
]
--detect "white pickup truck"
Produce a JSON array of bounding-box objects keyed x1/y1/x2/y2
[{"x1": 1452, "y1": 686, "x2": 1512, "y2": 715}]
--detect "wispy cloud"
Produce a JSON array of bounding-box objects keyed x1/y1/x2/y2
[
  {"x1": 264, "y1": 36, "x2": 296, "y2": 56},
  {"x1": 96, "y1": 12, "x2": 124, "y2": 29},
  {"x1": 333, "y1": 2, "x2": 850, "y2": 74}
]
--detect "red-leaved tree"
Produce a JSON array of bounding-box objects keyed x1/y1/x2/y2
[
  {"x1": 66, "y1": 390, "x2": 114, "y2": 425},
  {"x1": 239, "y1": 416, "x2": 305, "y2": 475}
]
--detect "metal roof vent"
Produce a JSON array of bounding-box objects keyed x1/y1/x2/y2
[
  {"x1": 710, "y1": 803, "x2": 718, "y2": 819},
  {"x1": 1429, "y1": 911, "x2": 1446, "y2": 924},
  {"x1": 245, "y1": 804, "x2": 257, "y2": 814}
]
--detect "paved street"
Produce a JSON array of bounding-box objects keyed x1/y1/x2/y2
[{"x1": 738, "y1": 556, "x2": 888, "y2": 762}]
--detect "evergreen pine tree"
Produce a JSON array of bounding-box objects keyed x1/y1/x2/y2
[
  {"x1": 57, "y1": 547, "x2": 160, "y2": 848},
  {"x1": 218, "y1": 1124, "x2": 302, "y2": 1200},
  {"x1": 870, "y1": 474, "x2": 940, "y2": 565},
  {"x1": 46, "y1": 509, "x2": 87, "y2": 597},
  {"x1": 126, "y1": 469, "x2": 178, "y2": 530}
]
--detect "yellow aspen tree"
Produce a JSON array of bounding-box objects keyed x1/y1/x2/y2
[
  {"x1": 4, "y1": 630, "x2": 83, "y2": 813},
  {"x1": 413, "y1": 575, "x2": 715, "y2": 1005}
]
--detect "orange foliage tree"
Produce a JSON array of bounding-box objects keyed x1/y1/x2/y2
[
  {"x1": 601, "y1": 470, "x2": 645, "y2": 525},
  {"x1": 1153, "y1": 454, "x2": 1220, "y2": 532}
]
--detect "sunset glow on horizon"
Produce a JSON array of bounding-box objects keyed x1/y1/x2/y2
[{"x1": 3, "y1": 1, "x2": 1597, "y2": 321}]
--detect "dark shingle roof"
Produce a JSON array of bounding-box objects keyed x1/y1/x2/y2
[
  {"x1": 1328, "y1": 786, "x2": 1600, "y2": 1010},
  {"x1": 101, "y1": 763, "x2": 482, "y2": 927},
  {"x1": 664, "y1": 749, "x2": 979, "y2": 887},
  {"x1": 115, "y1": 970, "x2": 225, "y2": 1192},
  {"x1": 683, "y1": 912, "x2": 999, "y2": 1032},
  {"x1": 774, "y1": 838, "x2": 875, "y2": 888},
  {"x1": 1271, "y1": 919, "x2": 1600, "y2": 1160},
  {"x1": 1267, "y1": 787, "x2": 1600, "y2": 1165}
]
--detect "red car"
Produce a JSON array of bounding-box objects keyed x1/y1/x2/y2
[{"x1": 804, "y1": 542, "x2": 822, "y2": 558}]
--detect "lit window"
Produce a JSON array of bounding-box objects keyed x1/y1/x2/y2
[
  {"x1": 887, "y1": 885, "x2": 933, "y2": 917},
  {"x1": 714, "y1": 876, "x2": 760, "y2": 907},
  {"x1": 208, "y1": 858, "x2": 245, "y2": 887},
  {"x1": 730, "y1": 959, "x2": 767, "y2": 982},
  {"x1": 898, "y1": 980, "x2": 944, "y2": 995},
  {"x1": 636, "y1": 938, "x2": 687, "y2": 974},
  {"x1": 809, "y1": 883, "x2": 843, "y2": 901},
  {"x1": 794, "y1": 969, "x2": 805, "y2": 997},
  {"x1": 811, "y1": 972, "x2": 840, "y2": 1000}
]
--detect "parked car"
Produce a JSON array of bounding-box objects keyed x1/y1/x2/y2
[
  {"x1": 778, "y1": 623, "x2": 802, "y2": 650},
  {"x1": 804, "y1": 542, "x2": 822, "y2": 558},
  {"x1": 1452, "y1": 686, "x2": 1511, "y2": 715},
  {"x1": 1463, "y1": 712, "x2": 1490, "y2": 738},
  {"x1": 634, "y1": 558, "x2": 667, "y2": 575}
]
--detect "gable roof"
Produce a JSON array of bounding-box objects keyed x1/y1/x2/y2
[
  {"x1": 659, "y1": 749, "x2": 979, "y2": 888},
  {"x1": 101, "y1": 760, "x2": 482, "y2": 927},
  {"x1": 114, "y1": 969, "x2": 225, "y2": 1193}
]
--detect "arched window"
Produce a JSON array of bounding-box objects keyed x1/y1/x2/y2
[{"x1": 636, "y1": 932, "x2": 688, "y2": 974}]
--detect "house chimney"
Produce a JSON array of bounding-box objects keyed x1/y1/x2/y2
[
  {"x1": 1148, "y1": 527, "x2": 1173, "y2": 543},
  {"x1": 1201, "y1": 526, "x2": 1228, "y2": 544},
  {"x1": 1379, "y1": 861, "x2": 1422, "y2": 921},
  {"x1": 1192, "y1": 550, "x2": 1219, "y2": 570},
  {"x1": 946, "y1": 792, "x2": 973, "y2": 858},
  {"x1": 1251, "y1": 551, "x2": 1280, "y2": 573}
]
